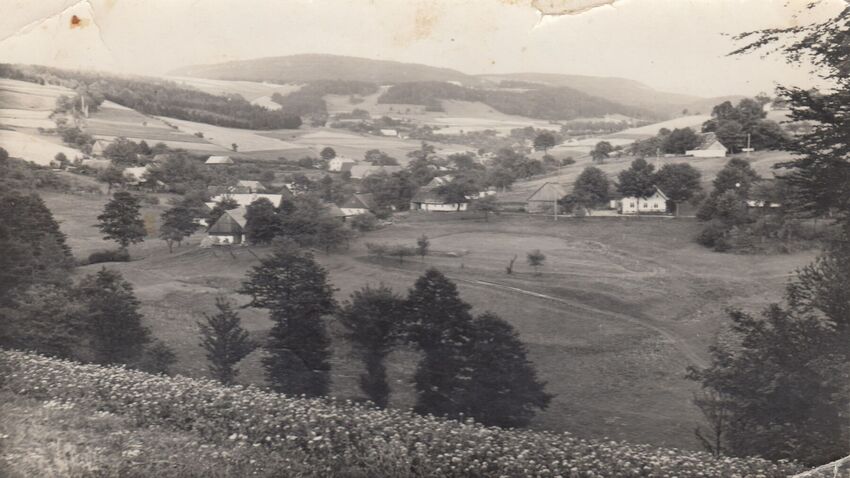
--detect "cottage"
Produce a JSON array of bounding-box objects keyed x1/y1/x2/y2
[
  {"x1": 206, "y1": 155, "x2": 235, "y2": 165},
  {"x1": 614, "y1": 187, "x2": 669, "y2": 214},
  {"x1": 380, "y1": 129, "x2": 399, "y2": 137},
  {"x1": 209, "y1": 193, "x2": 284, "y2": 208},
  {"x1": 526, "y1": 182, "x2": 567, "y2": 214},
  {"x1": 328, "y1": 157, "x2": 357, "y2": 172},
  {"x1": 90, "y1": 139, "x2": 110, "y2": 157},
  {"x1": 410, "y1": 189, "x2": 469, "y2": 212},
  {"x1": 338, "y1": 193, "x2": 375, "y2": 217},
  {"x1": 686, "y1": 133, "x2": 728, "y2": 158},
  {"x1": 206, "y1": 207, "x2": 247, "y2": 245},
  {"x1": 348, "y1": 164, "x2": 403, "y2": 179}
]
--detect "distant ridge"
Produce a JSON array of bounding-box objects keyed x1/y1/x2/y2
[
  {"x1": 479, "y1": 72, "x2": 743, "y2": 117},
  {"x1": 170, "y1": 54, "x2": 478, "y2": 86},
  {"x1": 172, "y1": 54, "x2": 738, "y2": 119}
]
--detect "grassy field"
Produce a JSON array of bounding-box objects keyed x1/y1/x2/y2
[{"x1": 40, "y1": 190, "x2": 816, "y2": 451}]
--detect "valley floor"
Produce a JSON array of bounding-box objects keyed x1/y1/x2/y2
[{"x1": 40, "y1": 190, "x2": 815, "y2": 450}]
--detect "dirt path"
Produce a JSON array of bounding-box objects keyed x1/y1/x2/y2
[
  {"x1": 457, "y1": 278, "x2": 708, "y2": 368},
  {"x1": 337, "y1": 254, "x2": 708, "y2": 369}
]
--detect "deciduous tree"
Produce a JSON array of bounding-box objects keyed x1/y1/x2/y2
[{"x1": 97, "y1": 191, "x2": 146, "y2": 250}]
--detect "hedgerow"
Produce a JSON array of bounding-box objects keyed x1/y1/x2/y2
[{"x1": 0, "y1": 350, "x2": 802, "y2": 477}]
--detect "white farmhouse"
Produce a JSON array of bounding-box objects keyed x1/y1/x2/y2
[
  {"x1": 615, "y1": 187, "x2": 669, "y2": 214},
  {"x1": 686, "y1": 133, "x2": 728, "y2": 158},
  {"x1": 328, "y1": 157, "x2": 357, "y2": 172}
]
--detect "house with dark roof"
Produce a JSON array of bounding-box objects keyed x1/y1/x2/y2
[
  {"x1": 339, "y1": 193, "x2": 375, "y2": 217},
  {"x1": 206, "y1": 207, "x2": 247, "y2": 245},
  {"x1": 526, "y1": 182, "x2": 567, "y2": 214},
  {"x1": 686, "y1": 133, "x2": 728, "y2": 158}
]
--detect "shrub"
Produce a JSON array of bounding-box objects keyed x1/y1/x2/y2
[
  {"x1": 86, "y1": 249, "x2": 131, "y2": 265},
  {"x1": 350, "y1": 213, "x2": 380, "y2": 232},
  {"x1": 696, "y1": 220, "x2": 728, "y2": 249},
  {"x1": 141, "y1": 195, "x2": 160, "y2": 205},
  {"x1": 0, "y1": 351, "x2": 803, "y2": 478}
]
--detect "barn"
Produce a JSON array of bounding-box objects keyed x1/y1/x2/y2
[
  {"x1": 526, "y1": 182, "x2": 567, "y2": 214},
  {"x1": 686, "y1": 133, "x2": 728, "y2": 158},
  {"x1": 206, "y1": 207, "x2": 247, "y2": 245}
]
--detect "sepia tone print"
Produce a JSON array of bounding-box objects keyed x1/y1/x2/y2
[{"x1": 0, "y1": 1, "x2": 848, "y2": 476}]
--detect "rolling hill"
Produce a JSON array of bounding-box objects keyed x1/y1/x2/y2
[
  {"x1": 172, "y1": 54, "x2": 737, "y2": 120},
  {"x1": 171, "y1": 54, "x2": 478, "y2": 86},
  {"x1": 480, "y1": 72, "x2": 744, "y2": 117}
]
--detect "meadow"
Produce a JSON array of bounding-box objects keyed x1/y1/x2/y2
[
  {"x1": 0, "y1": 350, "x2": 803, "y2": 477},
  {"x1": 40, "y1": 190, "x2": 815, "y2": 450}
]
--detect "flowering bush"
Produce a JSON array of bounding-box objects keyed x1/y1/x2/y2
[{"x1": 1, "y1": 350, "x2": 802, "y2": 477}]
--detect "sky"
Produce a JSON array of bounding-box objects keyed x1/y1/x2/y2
[{"x1": 0, "y1": 0, "x2": 843, "y2": 98}]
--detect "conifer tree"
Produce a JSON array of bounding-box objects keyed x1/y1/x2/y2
[
  {"x1": 198, "y1": 296, "x2": 255, "y2": 385},
  {"x1": 239, "y1": 245, "x2": 336, "y2": 396},
  {"x1": 338, "y1": 285, "x2": 404, "y2": 407},
  {"x1": 405, "y1": 268, "x2": 474, "y2": 418},
  {"x1": 462, "y1": 313, "x2": 553, "y2": 428},
  {"x1": 74, "y1": 268, "x2": 151, "y2": 365}
]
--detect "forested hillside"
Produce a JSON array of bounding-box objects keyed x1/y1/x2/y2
[{"x1": 377, "y1": 81, "x2": 658, "y2": 120}]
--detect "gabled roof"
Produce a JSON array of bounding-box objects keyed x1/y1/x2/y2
[
  {"x1": 209, "y1": 193, "x2": 284, "y2": 208},
  {"x1": 424, "y1": 175, "x2": 455, "y2": 189},
  {"x1": 527, "y1": 182, "x2": 567, "y2": 202},
  {"x1": 689, "y1": 132, "x2": 728, "y2": 151},
  {"x1": 621, "y1": 186, "x2": 669, "y2": 201},
  {"x1": 339, "y1": 193, "x2": 375, "y2": 210},
  {"x1": 206, "y1": 155, "x2": 234, "y2": 164},
  {"x1": 207, "y1": 206, "x2": 247, "y2": 234}
]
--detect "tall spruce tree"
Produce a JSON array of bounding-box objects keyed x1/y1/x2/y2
[
  {"x1": 74, "y1": 268, "x2": 151, "y2": 365},
  {"x1": 338, "y1": 285, "x2": 405, "y2": 408},
  {"x1": 198, "y1": 296, "x2": 255, "y2": 385},
  {"x1": 239, "y1": 245, "x2": 336, "y2": 396},
  {"x1": 405, "y1": 268, "x2": 475, "y2": 418},
  {"x1": 461, "y1": 313, "x2": 553, "y2": 428}
]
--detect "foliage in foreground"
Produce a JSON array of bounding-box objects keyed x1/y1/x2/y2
[{"x1": 0, "y1": 350, "x2": 802, "y2": 478}]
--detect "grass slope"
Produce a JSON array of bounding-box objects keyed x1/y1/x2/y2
[
  {"x1": 41, "y1": 190, "x2": 814, "y2": 450},
  {"x1": 0, "y1": 352, "x2": 803, "y2": 477}
]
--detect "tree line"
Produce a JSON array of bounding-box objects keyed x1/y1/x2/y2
[{"x1": 687, "y1": 6, "x2": 850, "y2": 466}]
